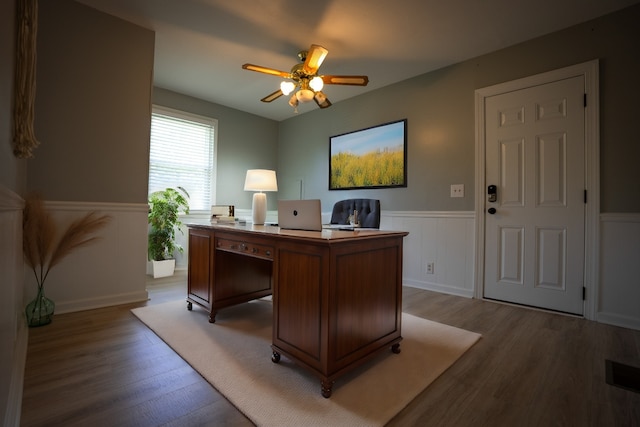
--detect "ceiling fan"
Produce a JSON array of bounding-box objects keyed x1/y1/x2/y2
[{"x1": 242, "y1": 44, "x2": 369, "y2": 110}]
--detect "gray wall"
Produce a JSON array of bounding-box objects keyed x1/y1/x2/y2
[
  {"x1": 28, "y1": 0, "x2": 155, "y2": 203},
  {"x1": 0, "y1": 0, "x2": 25, "y2": 422},
  {"x1": 0, "y1": 0, "x2": 26, "y2": 193},
  {"x1": 1, "y1": 0, "x2": 156, "y2": 418},
  {"x1": 153, "y1": 88, "x2": 280, "y2": 211},
  {"x1": 278, "y1": 3, "x2": 640, "y2": 214}
]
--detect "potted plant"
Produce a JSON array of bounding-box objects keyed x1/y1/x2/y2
[{"x1": 148, "y1": 186, "x2": 190, "y2": 278}]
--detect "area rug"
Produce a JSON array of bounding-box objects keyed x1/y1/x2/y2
[{"x1": 131, "y1": 300, "x2": 481, "y2": 426}]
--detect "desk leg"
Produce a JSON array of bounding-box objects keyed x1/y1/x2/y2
[
  {"x1": 272, "y1": 350, "x2": 334, "y2": 398},
  {"x1": 321, "y1": 379, "x2": 334, "y2": 398},
  {"x1": 208, "y1": 309, "x2": 217, "y2": 323}
]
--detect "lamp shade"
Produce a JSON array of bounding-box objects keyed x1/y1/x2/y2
[{"x1": 244, "y1": 169, "x2": 278, "y2": 192}]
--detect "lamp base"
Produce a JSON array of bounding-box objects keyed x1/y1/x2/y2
[{"x1": 252, "y1": 192, "x2": 267, "y2": 225}]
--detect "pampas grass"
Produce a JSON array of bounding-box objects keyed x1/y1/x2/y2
[{"x1": 23, "y1": 194, "x2": 112, "y2": 290}]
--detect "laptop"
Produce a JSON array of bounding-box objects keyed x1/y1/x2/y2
[{"x1": 277, "y1": 199, "x2": 322, "y2": 231}]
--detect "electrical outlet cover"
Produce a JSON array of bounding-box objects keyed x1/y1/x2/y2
[{"x1": 450, "y1": 184, "x2": 464, "y2": 198}]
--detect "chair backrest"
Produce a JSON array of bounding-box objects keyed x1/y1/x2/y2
[{"x1": 330, "y1": 199, "x2": 381, "y2": 228}]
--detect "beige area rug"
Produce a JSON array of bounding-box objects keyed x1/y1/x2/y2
[{"x1": 131, "y1": 300, "x2": 481, "y2": 426}]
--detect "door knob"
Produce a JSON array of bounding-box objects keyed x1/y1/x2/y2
[{"x1": 488, "y1": 207, "x2": 497, "y2": 214}]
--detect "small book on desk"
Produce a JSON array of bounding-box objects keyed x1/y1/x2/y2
[
  {"x1": 211, "y1": 205, "x2": 236, "y2": 224},
  {"x1": 210, "y1": 216, "x2": 236, "y2": 224}
]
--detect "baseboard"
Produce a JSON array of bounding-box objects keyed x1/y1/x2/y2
[
  {"x1": 54, "y1": 290, "x2": 149, "y2": 314},
  {"x1": 596, "y1": 311, "x2": 640, "y2": 331},
  {"x1": 3, "y1": 322, "x2": 27, "y2": 427},
  {"x1": 403, "y1": 279, "x2": 474, "y2": 298}
]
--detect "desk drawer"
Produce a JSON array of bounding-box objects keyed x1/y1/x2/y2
[{"x1": 216, "y1": 237, "x2": 274, "y2": 260}]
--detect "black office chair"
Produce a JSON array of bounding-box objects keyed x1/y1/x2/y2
[{"x1": 330, "y1": 199, "x2": 381, "y2": 228}]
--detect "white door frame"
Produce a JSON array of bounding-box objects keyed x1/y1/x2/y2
[{"x1": 474, "y1": 60, "x2": 600, "y2": 320}]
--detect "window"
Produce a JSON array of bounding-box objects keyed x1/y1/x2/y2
[{"x1": 149, "y1": 106, "x2": 217, "y2": 211}]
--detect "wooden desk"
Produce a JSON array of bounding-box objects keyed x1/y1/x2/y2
[{"x1": 187, "y1": 223, "x2": 408, "y2": 397}]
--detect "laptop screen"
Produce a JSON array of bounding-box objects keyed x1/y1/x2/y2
[{"x1": 277, "y1": 199, "x2": 322, "y2": 231}]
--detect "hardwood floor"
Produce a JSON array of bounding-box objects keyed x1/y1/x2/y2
[{"x1": 21, "y1": 277, "x2": 640, "y2": 426}]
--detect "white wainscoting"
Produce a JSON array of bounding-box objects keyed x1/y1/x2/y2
[
  {"x1": 598, "y1": 213, "x2": 640, "y2": 330},
  {"x1": 382, "y1": 211, "x2": 476, "y2": 298},
  {"x1": 0, "y1": 186, "x2": 27, "y2": 427},
  {"x1": 178, "y1": 209, "x2": 640, "y2": 330},
  {"x1": 178, "y1": 209, "x2": 477, "y2": 298},
  {"x1": 27, "y1": 201, "x2": 149, "y2": 314}
]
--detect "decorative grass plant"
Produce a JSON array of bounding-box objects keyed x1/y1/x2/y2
[{"x1": 22, "y1": 193, "x2": 111, "y2": 326}]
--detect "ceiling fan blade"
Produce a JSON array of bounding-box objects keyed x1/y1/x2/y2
[
  {"x1": 313, "y1": 91, "x2": 332, "y2": 109},
  {"x1": 302, "y1": 44, "x2": 328, "y2": 75},
  {"x1": 261, "y1": 89, "x2": 284, "y2": 103},
  {"x1": 321, "y1": 75, "x2": 369, "y2": 86},
  {"x1": 242, "y1": 63, "x2": 290, "y2": 78}
]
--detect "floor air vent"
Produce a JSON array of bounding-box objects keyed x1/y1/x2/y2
[{"x1": 606, "y1": 360, "x2": 640, "y2": 393}]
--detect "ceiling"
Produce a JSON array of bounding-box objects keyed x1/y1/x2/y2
[{"x1": 76, "y1": 0, "x2": 638, "y2": 121}]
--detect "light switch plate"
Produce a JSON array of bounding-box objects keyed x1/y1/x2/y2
[{"x1": 451, "y1": 184, "x2": 464, "y2": 198}]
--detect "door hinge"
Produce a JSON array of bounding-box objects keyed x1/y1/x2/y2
[
  {"x1": 583, "y1": 286, "x2": 586, "y2": 300},
  {"x1": 584, "y1": 190, "x2": 587, "y2": 203},
  {"x1": 584, "y1": 93, "x2": 587, "y2": 107}
]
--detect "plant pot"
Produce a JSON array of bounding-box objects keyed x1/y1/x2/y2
[
  {"x1": 25, "y1": 287, "x2": 55, "y2": 327},
  {"x1": 152, "y1": 259, "x2": 176, "y2": 278}
]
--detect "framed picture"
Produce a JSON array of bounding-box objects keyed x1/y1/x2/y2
[{"x1": 329, "y1": 119, "x2": 407, "y2": 190}]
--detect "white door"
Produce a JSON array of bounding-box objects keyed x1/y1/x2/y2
[{"x1": 483, "y1": 76, "x2": 585, "y2": 315}]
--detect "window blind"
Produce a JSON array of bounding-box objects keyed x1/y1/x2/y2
[{"x1": 149, "y1": 106, "x2": 217, "y2": 211}]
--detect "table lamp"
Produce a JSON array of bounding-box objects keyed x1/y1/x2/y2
[{"x1": 244, "y1": 169, "x2": 278, "y2": 225}]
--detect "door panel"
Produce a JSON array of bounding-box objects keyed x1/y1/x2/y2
[
  {"x1": 484, "y1": 76, "x2": 585, "y2": 315},
  {"x1": 500, "y1": 139, "x2": 524, "y2": 206},
  {"x1": 498, "y1": 226, "x2": 524, "y2": 284},
  {"x1": 537, "y1": 132, "x2": 566, "y2": 206},
  {"x1": 536, "y1": 227, "x2": 565, "y2": 290}
]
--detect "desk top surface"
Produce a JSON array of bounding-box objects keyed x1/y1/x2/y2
[{"x1": 187, "y1": 222, "x2": 408, "y2": 241}]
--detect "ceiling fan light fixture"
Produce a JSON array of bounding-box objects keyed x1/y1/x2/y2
[
  {"x1": 280, "y1": 81, "x2": 295, "y2": 95},
  {"x1": 288, "y1": 94, "x2": 299, "y2": 107},
  {"x1": 242, "y1": 44, "x2": 368, "y2": 112},
  {"x1": 309, "y1": 76, "x2": 324, "y2": 92},
  {"x1": 295, "y1": 88, "x2": 314, "y2": 103}
]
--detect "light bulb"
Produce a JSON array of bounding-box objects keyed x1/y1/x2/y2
[
  {"x1": 280, "y1": 81, "x2": 295, "y2": 95},
  {"x1": 309, "y1": 76, "x2": 324, "y2": 92}
]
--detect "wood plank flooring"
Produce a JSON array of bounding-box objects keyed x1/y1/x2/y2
[{"x1": 21, "y1": 277, "x2": 640, "y2": 426}]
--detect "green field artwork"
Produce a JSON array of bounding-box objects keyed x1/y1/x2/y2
[{"x1": 330, "y1": 120, "x2": 406, "y2": 190}]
